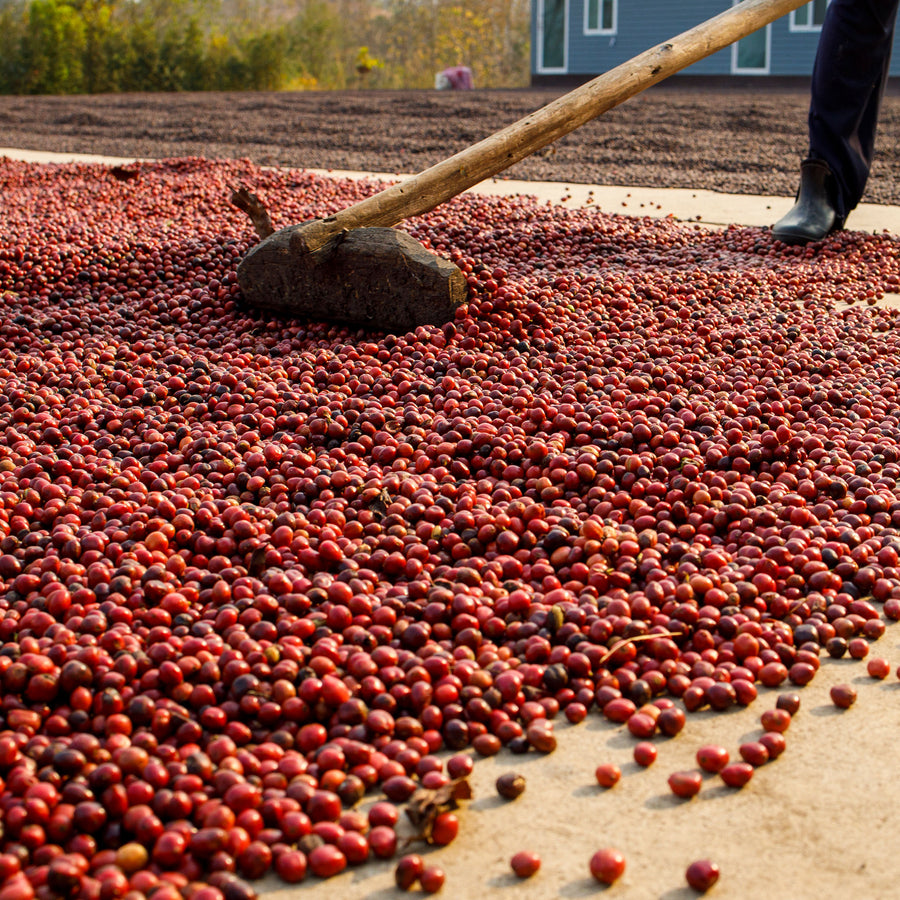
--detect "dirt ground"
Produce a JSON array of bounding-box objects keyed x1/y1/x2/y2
[{"x1": 3, "y1": 80, "x2": 900, "y2": 204}]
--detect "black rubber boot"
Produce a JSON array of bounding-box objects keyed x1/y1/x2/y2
[{"x1": 771, "y1": 158, "x2": 842, "y2": 245}]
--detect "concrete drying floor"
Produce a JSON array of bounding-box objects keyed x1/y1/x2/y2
[
  {"x1": 5, "y1": 147, "x2": 900, "y2": 898},
  {"x1": 271, "y1": 641, "x2": 900, "y2": 899}
]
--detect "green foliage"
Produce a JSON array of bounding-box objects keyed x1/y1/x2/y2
[
  {"x1": 23, "y1": 0, "x2": 86, "y2": 93},
  {"x1": 355, "y1": 46, "x2": 384, "y2": 73},
  {"x1": 0, "y1": 0, "x2": 531, "y2": 94},
  {"x1": 238, "y1": 30, "x2": 288, "y2": 91},
  {"x1": 0, "y1": 3, "x2": 30, "y2": 93},
  {"x1": 81, "y1": 0, "x2": 120, "y2": 93},
  {"x1": 286, "y1": 0, "x2": 346, "y2": 89}
]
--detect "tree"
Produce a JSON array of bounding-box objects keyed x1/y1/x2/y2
[
  {"x1": 286, "y1": 0, "x2": 345, "y2": 88},
  {"x1": 241, "y1": 29, "x2": 288, "y2": 91},
  {"x1": 0, "y1": 2, "x2": 29, "y2": 93},
  {"x1": 23, "y1": 0, "x2": 86, "y2": 93},
  {"x1": 0, "y1": 0, "x2": 532, "y2": 94}
]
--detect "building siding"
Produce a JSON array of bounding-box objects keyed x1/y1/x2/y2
[{"x1": 532, "y1": 0, "x2": 900, "y2": 78}]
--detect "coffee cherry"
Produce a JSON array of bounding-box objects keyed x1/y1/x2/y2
[
  {"x1": 668, "y1": 770, "x2": 702, "y2": 799},
  {"x1": 830, "y1": 684, "x2": 857, "y2": 709},
  {"x1": 419, "y1": 866, "x2": 445, "y2": 893},
  {"x1": 760, "y1": 709, "x2": 792, "y2": 733},
  {"x1": 308, "y1": 844, "x2": 347, "y2": 878},
  {"x1": 633, "y1": 741, "x2": 657, "y2": 767},
  {"x1": 395, "y1": 855, "x2": 424, "y2": 891},
  {"x1": 496, "y1": 773, "x2": 526, "y2": 800},
  {"x1": 867, "y1": 658, "x2": 890, "y2": 679},
  {"x1": 590, "y1": 848, "x2": 626, "y2": 884},
  {"x1": 685, "y1": 858, "x2": 720, "y2": 892},
  {"x1": 595, "y1": 763, "x2": 622, "y2": 789},
  {"x1": 739, "y1": 741, "x2": 770, "y2": 767},
  {"x1": 720, "y1": 763, "x2": 754, "y2": 789},
  {"x1": 430, "y1": 812, "x2": 459, "y2": 846},
  {"x1": 696, "y1": 745, "x2": 729, "y2": 774},
  {"x1": 510, "y1": 851, "x2": 541, "y2": 878},
  {"x1": 776, "y1": 693, "x2": 801, "y2": 715},
  {"x1": 759, "y1": 731, "x2": 787, "y2": 760}
]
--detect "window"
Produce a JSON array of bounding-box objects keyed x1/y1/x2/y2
[
  {"x1": 539, "y1": 0, "x2": 567, "y2": 72},
  {"x1": 732, "y1": 0, "x2": 770, "y2": 74},
  {"x1": 585, "y1": 0, "x2": 616, "y2": 34},
  {"x1": 790, "y1": 0, "x2": 829, "y2": 31}
]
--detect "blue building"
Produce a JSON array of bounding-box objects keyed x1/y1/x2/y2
[{"x1": 531, "y1": 0, "x2": 900, "y2": 82}]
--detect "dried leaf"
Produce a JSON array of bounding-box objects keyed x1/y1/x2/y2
[
  {"x1": 545, "y1": 604, "x2": 564, "y2": 635},
  {"x1": 367, "y1": 488, "x2": 390, "y2": 519},
  {"x1": 404, "y1": 777, "x2": 471, "y2": 844},
  {"x1": 247, "y1": 546, "x2": 268, "y2": 577}
]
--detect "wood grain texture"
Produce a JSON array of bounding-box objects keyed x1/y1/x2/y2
[{"x1": 295, "y1": 0, "x2": 809, "y2": 251}]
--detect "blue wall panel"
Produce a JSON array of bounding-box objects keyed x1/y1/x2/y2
[{"x1": 533, "y1": 1, "x2": 900, "y2": 78}]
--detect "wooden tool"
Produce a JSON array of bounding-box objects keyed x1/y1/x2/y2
[{"x1": 237, "y1": 0, "x2": 809, "y2": 333}]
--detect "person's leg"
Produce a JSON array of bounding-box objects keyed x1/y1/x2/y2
[
  {"x1": 809, "y1": 0, "x2": 900, "y2": 219},
  {"x1": 773, "y1": 0, "x2": 899, "y2": 243}
]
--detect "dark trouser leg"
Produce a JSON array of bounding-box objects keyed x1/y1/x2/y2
[{"x1": 809, "y1": 0, "x2": 900, "y2": 220}]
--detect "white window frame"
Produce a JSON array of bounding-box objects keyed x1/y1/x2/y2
[
  {"x1": 731, "y1": 0, "x2": 771, "y2": 74},
  {"x1": 790, "y1": 0, "x2": 830, "y2": 32},
  {"x1": 537, "y1": 0, "x2": 569, "y2": 74},
  {"x1": 584, "y1": 0, "x2": 617, "y2": 35}
]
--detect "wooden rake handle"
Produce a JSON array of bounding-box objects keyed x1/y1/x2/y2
[{"x1": 294, "y1": 0, "x2": 809, "y2": 252}]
